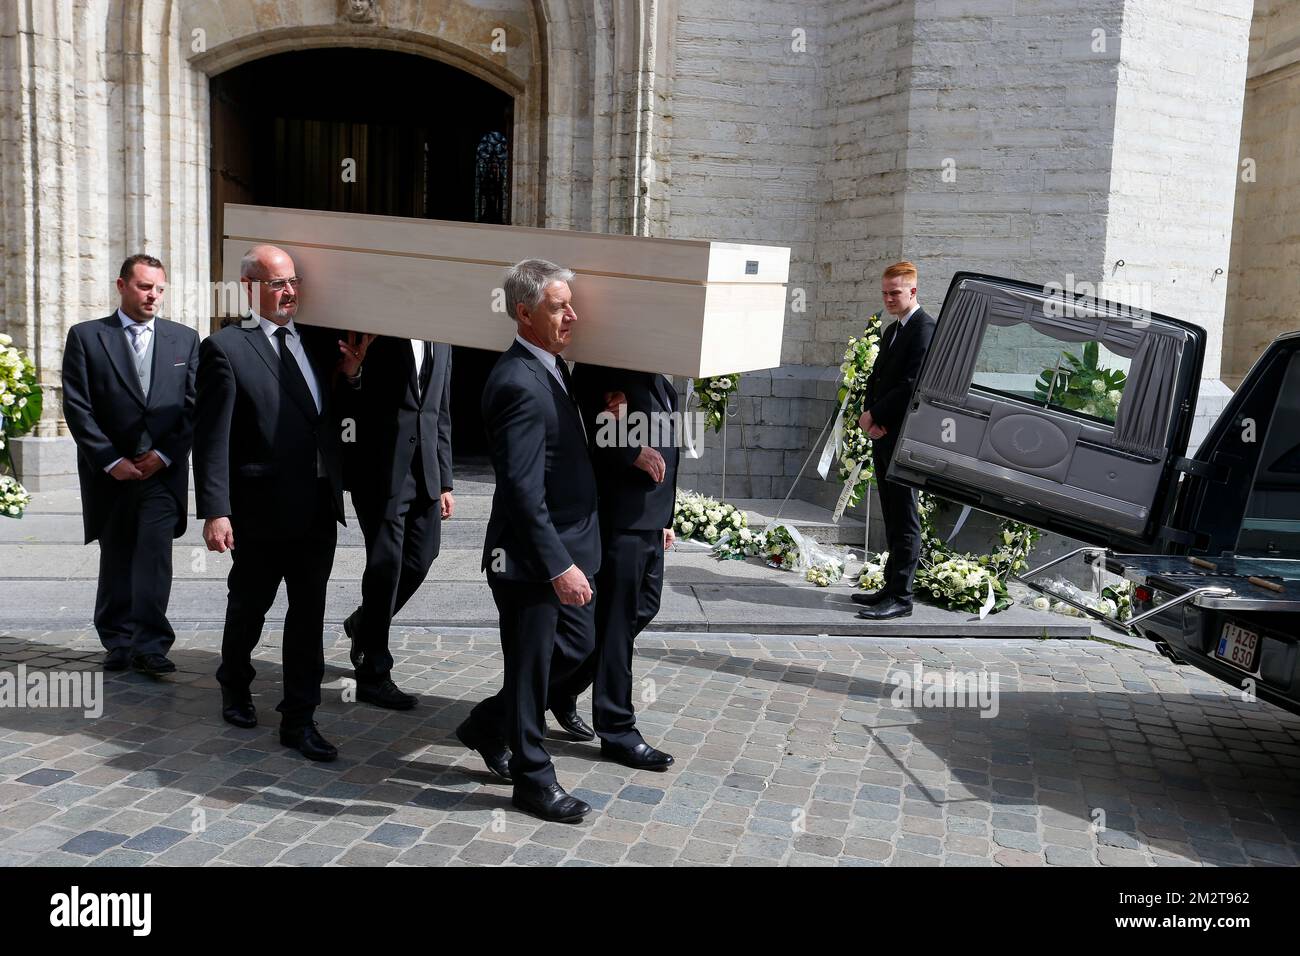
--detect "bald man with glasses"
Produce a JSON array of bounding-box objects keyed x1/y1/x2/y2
[{"x1": 195, "y1": 245, "x2": 348, "y2": 761}]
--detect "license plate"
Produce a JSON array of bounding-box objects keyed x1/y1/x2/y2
[{"x1": 1215, "y1": 623, "x2": 1260, "y2": 674}]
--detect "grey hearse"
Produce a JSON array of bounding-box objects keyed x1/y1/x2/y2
[{"x1": 890, "y1": 273, "x2": 1299, "y2": 714}]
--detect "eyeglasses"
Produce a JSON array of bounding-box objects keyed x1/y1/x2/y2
[{"x1": 254, "y1": 277, "x2": 303, "y2": 292}]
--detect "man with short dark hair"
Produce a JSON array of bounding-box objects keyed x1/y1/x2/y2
[
  {"x1": 62, "y1": 255, "x2": 199, "y2": 675},
  {"x1": 853, "y1": 261, "x2": 936, "y2": 621}
]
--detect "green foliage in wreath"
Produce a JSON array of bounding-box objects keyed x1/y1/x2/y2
[{"x1": 1034, "y1": 341, "x2": 1126, "y2": 422}]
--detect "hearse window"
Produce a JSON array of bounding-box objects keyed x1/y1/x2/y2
[
  {"x1": 918, "y1": 279, "x2": 1189, "y2": 458},
  {"x1": 1237, "y1": 351, "x2": 1300, "y2": 560},
  {"x1": 971, "y1": 325, "x2": 1131, "y2": 426}
]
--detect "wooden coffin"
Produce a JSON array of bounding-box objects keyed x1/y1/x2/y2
[{"x1": 221, "y1": 204, "x2": 789, "y2": 378}]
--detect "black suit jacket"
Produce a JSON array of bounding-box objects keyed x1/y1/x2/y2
[
  {"x1": 573, "y1": 364, "x2": 679, "y2": 532},
  {"x1": 480, "y1": 341, "x2": 600, "y2": 582},
  {"x1": 863, "y1": 307, "x2": 937, "y2": 434},
  {"x1": 61, "y1": 314, "x2": 199, "y2": 544},
  {"x1": 193, "y1": 319, "x2": 345, "y2": 537},
  {"x1": 338, "y1": 335, "x2": 453, "y2": 500}
]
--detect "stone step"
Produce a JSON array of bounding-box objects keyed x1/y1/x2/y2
[{"x1": 0, "y1": 577, "x2": 1090, "y2": 637}]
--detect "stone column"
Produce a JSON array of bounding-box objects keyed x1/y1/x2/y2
[
  {"x1": 0, "y1": 0, "x2": 209, "y2": 489},
  {"x1": 1224, "y1": 0, "x2": 1300, "y2": 389}
]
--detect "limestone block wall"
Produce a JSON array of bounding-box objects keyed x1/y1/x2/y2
[{"x1": 1225, "y1": 0, "x2": 1300, "y2": 389}]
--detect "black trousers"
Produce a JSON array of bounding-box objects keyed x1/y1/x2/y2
[
  {"x1": 93, "y1": 475, "x2": 179, "y2": 657},
  {"x1": 873, "y1": 437, "x2": 921, "y2": 602},
  {"x1": 468, "y1": 575, "x2": 596, "y2": 790},
  {"x1": 572, "y1": 528, "x2": 663, "y2": 747},
  {"x1": 351, "y1": 456, "x2": 440, "y2": 681},
  {"x1": 216, "y1": 479, "x2": 338, "y2": 726}
]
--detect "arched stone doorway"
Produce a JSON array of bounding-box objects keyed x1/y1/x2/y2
[{"x1": 209, "y1": 47, "x2": 514, "y2": 454}]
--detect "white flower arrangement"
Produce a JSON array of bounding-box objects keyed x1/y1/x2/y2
[
  {"x1": 833, "y1": 313, "x2": 885, "y2": 508},
  {"x1": 763, "y1": 525, "x2": 800, "y2": 571},
  {"x1": 915, "y1": 555, "x2": 1002, "y2": 615},
  {"x1": 0, "y1": 334, "x2": 41, "y2": 519},
  {"x1": 857, "y1": 551, "x2": 889, "y2": 591},
  {"x1": 805, "y1": 559, "x2": 844, "y2": 587},
  {"x1": 693, "y1": 374, "x2": 740, "y2": 433},
  {"x1": 0, "y1": 474, "x2": 30, "y2": 518},
  {"x1": 674, "y1": 490, "x2": 749, "y2": 546},
  {"x1": 1030, "y1": 578, "x2": 1134, "y2": 622}
]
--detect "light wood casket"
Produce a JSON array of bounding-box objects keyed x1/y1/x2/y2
[{"x1": 222, "y1": 204, "x2": 790, "y2": 378}]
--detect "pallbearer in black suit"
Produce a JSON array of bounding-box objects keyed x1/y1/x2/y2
[
  {"x1": 195, "y1": 245, "x2": 348, "y2": 762},
  {"x1": 562, "y1": 363, "x2": 679, "y2": 771},
  {"x1": 458, "y1": 259, "x2": 600, "y2": 824},
  {"x1": 336, "y1": 335, "x2": 454, "y2": 711},
  {"x1": 853, "y1": 261, "x2": 937, "y2": 621},
  {"x1": 61, "y1": 255, "x2": 199, "y2": 675}
]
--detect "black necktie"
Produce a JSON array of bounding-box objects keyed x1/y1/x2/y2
[
  {"x1": 555, "y1": 359, "x2": 586, "y2": 437},
  {"x1": 556, "y1": 358, "x2": 577, "y2": 406},
  {"x1": 274, "y1": 327, "x2": 317, "y2": 416},
  {"x1": 418, "y1": 341, "x2": 433, "y2": 397}
]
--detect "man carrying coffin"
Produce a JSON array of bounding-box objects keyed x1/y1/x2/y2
[
  {"x1": 336, "y1": 334, "x2": 455, "y2": 711},
  {"x1": 852, "y1": 261, "x2": 937, "y2": 621},
  {"x1": 61, "y1": 254, "x2": 199, "y2": 675},
  {"x1": 458, "y1": 259, "x2": 600, "y2": 824},
  {"x1": 558, "y1": 363, "x2": 678, "y2": 771},
  {"x1": 195, "y1": 245, "x2": 348, "y2": 761}
]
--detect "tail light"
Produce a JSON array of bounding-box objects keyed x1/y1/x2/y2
[{"x1": 1135, "y1": 585, "x2": 1153, "y2": 603}]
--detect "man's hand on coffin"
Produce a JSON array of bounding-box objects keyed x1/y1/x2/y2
[
  {"x1": 634, "y1": 446, "x2": 666, "y2": 483},
  {"x1": 552, "y1": 565, "x2": 593, "y2": 606},
  {"x1": 338, "y1": 331, "x2": 376, "y2": 380},
  {"x1": 603, "y1": 391, "x2": 627, "y2": 418}
]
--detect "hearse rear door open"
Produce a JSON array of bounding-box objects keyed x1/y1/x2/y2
[{"x1": 887, "y1": 273, "x2": 1207, "y2": 553}]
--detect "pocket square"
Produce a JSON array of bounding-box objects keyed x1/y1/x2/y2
[{"x1": 173, "y1": 360, "x2": 186, "y2": 366}]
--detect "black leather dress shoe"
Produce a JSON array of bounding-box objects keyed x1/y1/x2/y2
[
  {"x1": 512, "y1": 782, "x2": 591, "y2": 823},
  {"x1": 856, "y1": 597, "x2": 914, "y2": 620},
  {"x1": 550, "y1": 707, "x2": 595, "y2": 741},
  {"x1": 104, "y1": 647, "x2": 131, "y2": 671},
  {"x1": 131, "y1": 652, "x2": 176, "y2": 675},
  {"x1": 221, "y1": 693, "x2": 257, "y2": 729},
  {"x1": 343, "y1": 608, "x2": 363, "y2": 670},
  {"x1": 600, "y1": 739, "x2": 675, "y2": 772},
  {"x1": 357, "y1": 677, "x2": 418, "y2": 711},
  {"x1": 851, "y1": 589, "x2": 892, "y2": 607},
  {"x1": 279, "y1": 722, "x2": 338, "y2": 762},
  {"x1": 455, "y1": 719, "x2": 512, "y2": 782}
]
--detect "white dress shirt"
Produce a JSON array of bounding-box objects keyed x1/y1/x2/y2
[
  {"x1": 895, "y1": 302, "x2": 920, "y2": 329},
  {"x1": 104, "y1": 309, "x2": 170, "y2": 474},
  {"x1": 514, "y1": 334, "x2": 568, "y2": 393},
  {"x1": 412, "y1": 338, "x2": 425, "y2": 390}
]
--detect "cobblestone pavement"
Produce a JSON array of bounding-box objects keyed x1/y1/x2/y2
[{"x1": 1, "y1": 628, "x2": 1298, "y2": 867}]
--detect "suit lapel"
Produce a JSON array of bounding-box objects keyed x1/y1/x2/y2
[
  {"x1": 98, "y1": 319, "x2": 146, "y2": 408},
  {"x1": 514, "y1": 342, "x2": 586, "y2": 438},
  {"x1": 144, "y1": 320, "x2": 171, "y2": 410},
  {"x1": 240, "y1": 322, "x2": 319, "y2": 423}
]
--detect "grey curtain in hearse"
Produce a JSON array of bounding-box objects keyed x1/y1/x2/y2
[{"x1": 918, "y1": 279, "x2": 1187, "y2": 458}]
